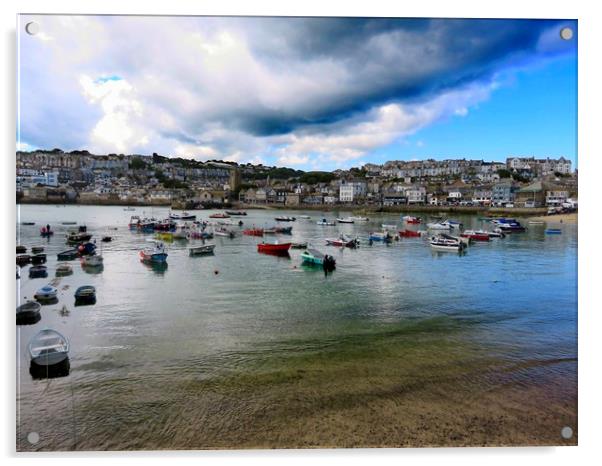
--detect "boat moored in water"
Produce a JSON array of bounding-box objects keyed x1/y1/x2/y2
[
  {"x1": 139, "y1": 241, "x2": 168, "y2": 264},
  {"x1": 369, "y1": 231, "x2": 392, "y2": 242},
  {"x1": 243, "y1": 228, "x2": 264, "y2": 236},
  {"x1": 399, "y1": 229, "x2": 423, "y2": 238},
  {"x1": 402, "y1": 215, "x2": 421, "y2": 224},
  {"x1": 189, "y1": 244, "x2": 216, "y2": 255},
  {"x1": 316, "y1": 219, "x2": 335, "y2": 226},
  {"x1": 430, "y1": 235, "x2": 467, "y2": 252},
  {"x1": 257, "y1": 242, "x2": 292, "y2": 255},
  {"x1": 81, "y1": 255, "x2": 104, "y2": 267},
  {"x1": 28, "y1": 329, "x2": 70, "y2": 367},
  {"x1": 34, "y1": 285, "x2": 58, "y2": 303},
  {"x1": 301, "y1": 248, "x2": 336, "y2": 271},
  {"x1": 427, "y1": 222, "x2": 451, "y2": 231},
  {"x1": 55, "y1": 263, "x2": 73, "y2": 276},
  {"x1": 275, "y1": 216, "x2": 296, "y2": 222},
  {"x1": 17, "y1": 301, "x2": 42, "y2": 325},
  {"x1": 326, "y1": 234, "x2": 359, "y2": 248},
  {"x1": 57, "y1": 249, "x2": 79, "y2": 261},
  {"x1": 16, "y1": 254, "x2": 31, "y2": 266},
  {"x1": 29, "y1": 265, "x2": 48, "y2": 278},
  {"x1": 74, "y1": 285, "x2": 97, "y2": 305},
  {"x1": 225, "y1": 210, "x2": 247, "y2": 216},
  {"x1": 460, "y1": 230, "x2": 490, "y2": 242},
  {"x1": 16, "y1": 245, "x2": 27, "y2": 254},
  {"x1": 337, "y1": 217, "x2": 355, "y2": 224},
  {"x1": 545, "y1": 228, "x2": 562, "y2": 235},
  {"x1": 209, "y1": 213, "x2": 230, "y2": 219}
]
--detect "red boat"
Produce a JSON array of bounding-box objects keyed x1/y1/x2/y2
[
  {"x1": 257, "y1": 242, "x2": 291, "y2": 255},
  {"x1": 243, "y1": 228, "x2": 264, "y2": 236},
  {"x1": 402, "y1": 216, "x2": 421, "y2": 224},
  {"x1": 399, "y1": 229, "x2": 422, "y2": 238},
  {"x1": 460, "y1": 230, "x2": 490, "y2": 241},
  {"x1": 209, "y1": 213, "x2": 230, "y2": 218}
]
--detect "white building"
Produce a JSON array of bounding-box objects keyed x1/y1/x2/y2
[{"x1": 339, "y1": 180, "x2": 367, "y2": 203}]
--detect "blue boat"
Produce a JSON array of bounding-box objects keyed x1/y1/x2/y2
[
  {"x1": 139, "y1": 241, "x2": 168, "y2": 263},
  {"x1": 545, "y1": 228, "x2": 562, "y2": 235}
]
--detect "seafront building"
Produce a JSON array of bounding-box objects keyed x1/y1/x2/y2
[{"x1": 16, "y1": 149, "x2": 576, "y2": 209}]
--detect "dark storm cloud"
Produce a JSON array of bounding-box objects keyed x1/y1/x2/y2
[{"x1": 221, "y1": 18, "x2": 567, "y2": 137}]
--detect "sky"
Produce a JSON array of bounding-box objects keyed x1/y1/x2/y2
[{"x1": 17, "y1": 16, "x2": 577, "y2": 171}]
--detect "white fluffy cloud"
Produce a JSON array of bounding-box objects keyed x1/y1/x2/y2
[{"x1": 18, "y1": 16, "x2": 574, "y2": 168}]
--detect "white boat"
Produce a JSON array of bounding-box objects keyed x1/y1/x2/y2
[
  {"x1": 34, "y1": 285, "x2": 58, "y2": 302},
  {"x1": 139, "y1": 241, "x2": 168, "y2": 263},
  {"x1": 316, "y1": 219, "x2": 335, "y2": 226},
  {"x1": 299, "y1": 215, "x2": 311, "y2": 219},
  {"x1": 441, "y1": 219, "x2": 463, "y2": 229},
  {"x1": 173, "y1": 223, "x2": 193, "y2": 239},
  {"x1": 214, "y1": 227, "x2": 235, "y2": 238},
  {"x1": 189, "y1": 244, "x2": 216, "y2": 255},
  {"x1": 427, "y1": 222, "x2": 451, "y2": 230},
  {"x1": 430, "y1": 235, "x2": 467, "y2": 252},
  {"x1": 28, "y1": 329, "x2": 70, "y2": 366},
  {"x1": 336, "y1": 217, "x2": 355, "y2": 224},
  {"x1": 381, "y1": 223, "x2": 397, "y2": 229},
  {"x1": 349, "y1": 216, "x2": 369, "y2": 222},
  {"x1": 528, "y1": 220, "x2": 545, "y2": 225}
]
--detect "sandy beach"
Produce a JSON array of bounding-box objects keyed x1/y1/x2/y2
[{"x1": 528, "y1": 213, "x2": 578, "y2": 224}]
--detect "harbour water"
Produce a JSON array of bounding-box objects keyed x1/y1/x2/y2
[{"x1": 16, "y1": 205, "x2": 577, "y2": 450}]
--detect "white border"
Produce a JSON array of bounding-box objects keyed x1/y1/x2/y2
[{"x1": 2, "y1": 1, "x2": 600, "y2": 465}]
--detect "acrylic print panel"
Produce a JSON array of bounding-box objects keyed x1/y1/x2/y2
[{"x1": 16, "y1": 15, "x2": 577, "y2": 451}]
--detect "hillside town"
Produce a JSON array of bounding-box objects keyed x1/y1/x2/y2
[{"x1": 16, "y1": 149, "x2": 577, "y2": 211}]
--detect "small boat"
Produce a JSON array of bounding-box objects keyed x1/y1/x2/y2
[
  {"x1": 31, "y1": 246, "x2": 44, "y2": 254},
  {"x1": 399, "y1": 229, "x2": 423, "y2": 238},
  {"x1": 28, "y1": 329, "x2": 69, "y2": 366},
  {"x1": 326, "y1": 234, "x2": 359, "y2": 248},
  {"x1": 16, "y1": 254, "x2": 31, "y2": 266},
  {"x1": 29, "y1": 265, "x2": 48, "y2": 279},
  {"x1": 74, "y1": 285, "x2": 97, "y2": 305},
  {"x1": 291, "y1": 242, "x2": 308, "y2": 249},
  {"x1": 460, "y1": 230, "x2": 490, "y2": 242},
  {"x1": 215, "y1": 227, "x2": 236, "y2": 238},
  {"x1": 264, "y1": 227, "x2": 278, "y2": 235},
  {"x1": 66, "y1": 232, "x2": 92, "y2": 244},
  {"x1": 243, "y1": 228, "x2": 264, "y2": 236},
  {"x1": 301, "y1": 248, "x2": 336, "y2": 271},
  {"x1": 497, "y1": 221, "x2": 526, "y2": 233},
  {"x1": 528, "y1": 220, "x2": 545, "y2": 225},
  {"x1": 299, "y1": 215, "x2": 311, "y2": 219},
  {"x1": 101, "y1": 236, "x2": 112, "y2": 242},
  {"x1": 257, "y1": 242, "x2": 292, "y2": 254},
  {"x1": 31, "y1": 253, "x2": 47, "y2": 265},
  {"x1": 402, "y1": 215, "x2": 421, "y2": 224},
  {"x1": 209, "y1": 213, "x2": 230, "y2": 219},
  {"x1": 430, "y1": 235, "x2": 467, "y2": 252},
  {"x1": 225, "y1": 210, "x2": 247, "y2": 216},
  {"x1": 316, "y1": 219, "x2": 335, "y2": 226},
  {"x1": 40, "y1": 228, "x2": 54, "y2": 237},
  {"x1": 349, "y1": 216, "x2": 369, "y2": 222},
  {"x1": 81, "y1": 255, "x2": 104, "y2": 267},
  {"x1": 139, "y1": 241, "x2": 168, "y2": 263},
  {"x1": 369, "y1": 231, "x2": 392, "y2": 242},
  {"x1": 55, "y1": 263, "x2": 73, "y2": 276},
  {"x1": 275, "y1": 226, "x2": 293, "y2": 234},
  {"x1": 545, "y1": 228, "x2": 562, "y2": 235},
  {"x1": 61, "y1": 221, "x2": 77, "y2": 225},
  {"x1": 17, "y1": 301, "x2": 41, "y2": 325},
  {"x1": 381, "y1": 223, "x2": 397, "y2": 229},
  {"x1": 427, "y1": 222, "x2": 451, "y2": 231},
  {"x1": 337, "y1": 217, "x2": 355, "y2": 224},
  {"x1": 57, "y1": 249, "x2": 79, "y2": 261},
  {"x1": 34, "y1": 285, "x2": 58, "y2": 302},
  {"x1": 275, "y1": 216, "x2": 296, "y2": 222},
  {"x1": 486, "y1": 230, "x2": 506, "y2": 238},
  {"x1": 128, "y1": 215, "x2": 142, "y2": 230},
  {"x1": 154, "y1": 220, "x2": 177, "y2": 232},
  {"x1": 77, "y1": 242, "x2": 97, "y2": 256},
  {"x1": 16, "y1": 245, "x2": 27, "y2": 254},
  {"x1": 300, "y1": 248, "x2": 326, "y2": 265},
  {"x1": 124, "y1": 207, "x2": 136, "y2": 211},
  {"x1": 441, "y1": 219, "x2": 463, "y2": 229},
  {"x1": 21, "y1": 221, "x2": 35, "y2": 226},
  {"x1": 170, "y1": 212, "x2": 197, "y2": 221},
  {"x1": 189, "y1": 244, "x2": 216, "y2": 255}
]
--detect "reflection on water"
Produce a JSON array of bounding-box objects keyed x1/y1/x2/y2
[{"x1": 16, "y1": 205, "x2": 577, "y2": 450}]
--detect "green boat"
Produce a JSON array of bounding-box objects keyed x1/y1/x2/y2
[{"x1": 301, "y1": 248, "x2": 325, "y2": 265}]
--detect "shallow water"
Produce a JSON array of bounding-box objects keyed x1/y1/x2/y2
[{"x1": 16, "y1": 205, "x2": 577, "y2": 450}]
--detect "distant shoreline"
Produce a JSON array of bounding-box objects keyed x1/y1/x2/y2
[{"x1": 16, "y1": 200, "x2": 571, "y2": 219}]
